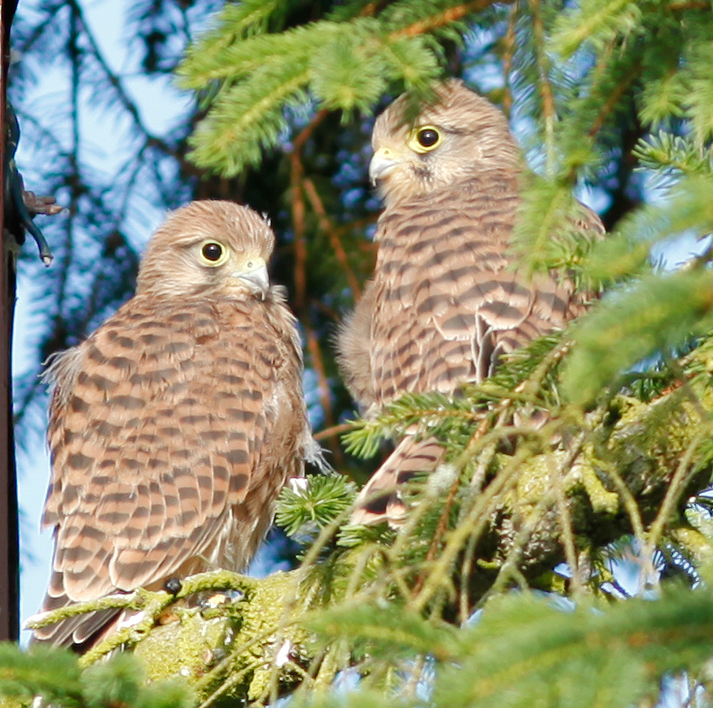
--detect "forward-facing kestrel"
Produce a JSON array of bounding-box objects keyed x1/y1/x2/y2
[
  {"x1": 34, "y1": 200, "x2": 318, "y2": 647},
  {"x1": 339, "y1": 80, "x2": 603, "y2": 523}
]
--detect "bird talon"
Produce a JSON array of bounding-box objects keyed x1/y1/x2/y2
[
  {"x1": 164, "y1": 577, "x2": 183, "y2": 595},
  {"x1": 4, "y1": 103, "x2": 59, "y2": 266},
  {"x1": 24, "y1": 219, "x2": 53, "y2": 266}
]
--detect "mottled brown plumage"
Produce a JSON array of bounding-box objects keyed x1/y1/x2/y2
[
  {"x1": 34, "y1": 200, "x2": 316, "y2": 646},
  {"x1": 339, "y1": 80, "x2": 603, "y2": 523},
  {"x1": 337, "y1": 279, "x2": 377, "y2": 413}
]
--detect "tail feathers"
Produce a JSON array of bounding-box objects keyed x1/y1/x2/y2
[
  {"x1": 351, "y1": 436, "x2": 445, "y2": 526},
  {"x1": 30, "y1": 598, "x2": 122, "y2": 650},
  {"x1": 29, "y1": 571, "x2": 124, "y2": 649}
]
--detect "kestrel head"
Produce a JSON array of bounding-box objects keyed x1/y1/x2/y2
[
  {"x1": 369, "y1": 79, "x2": 520, "y2": 206},
  {"x1": 136, "y1": 200, "x2": 276, "y2": 299}
]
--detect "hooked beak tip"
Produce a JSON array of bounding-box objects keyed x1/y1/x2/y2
[
  {"x1": 234, "y1": 264, "x2": 270, "y2": 299},
  {"x1": 368, "y1": 148, "x2": 400, "y2": 184}
]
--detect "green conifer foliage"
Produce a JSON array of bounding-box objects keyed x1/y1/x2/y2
[{"x1": 10, "y1": 0, "x2": 713, "y2": 706}]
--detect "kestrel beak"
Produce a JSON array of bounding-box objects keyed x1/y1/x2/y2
[
  {"x1": 369, "y1": 147, "x2": 402, "y2": 184},
  {"x1": 235, "y1": 262, "x2": 269, "y2": 300}
]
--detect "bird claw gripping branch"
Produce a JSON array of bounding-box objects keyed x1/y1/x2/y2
[{"x1": 5, "y1": 101, "x2": 62, "y2": 266}]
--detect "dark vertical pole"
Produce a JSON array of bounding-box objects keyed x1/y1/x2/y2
[{"x1": 0, "y1": 0, "x2": 19, "y2": 643}]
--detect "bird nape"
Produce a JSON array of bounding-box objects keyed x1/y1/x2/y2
[
  {"x1": 338, "y1": 79, "x2": 604, "y2": 525},
  {"x1": 33, "y1": 200, "x2": 317, "y2": 649}
]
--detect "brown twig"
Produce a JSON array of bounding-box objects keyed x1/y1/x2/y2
[
  {"x1": 289, "y1": 109, "x2": 330, "y2": 313},
  {"x1": 595, "y1": 458, "x2": 645, "y2": 540},
  {"x1": 305, "y1": 323, "x2": 343, "y2": 466},
  {"x1": 409, "y1": 442, "x2": 526, "y2": 613},
  {"x1": 310, "y1": 297, "x2": 340, "y2": 323},
  {"x1": 587, "y1": 64, "x2": 641, "y2": 138},
  {"x1": 413, "y1": 472, "x2": 462, "y2": 596},
  {"x1": 288, "y1": 110, "x2": 348, "y2": 464},
  {"x1": 293, "y1": 109, "x2": 329, "y2": 152},
  {"x1": 529, "y1": 0, "x2": 556, "y2": 172},
  {"x1": 303, "y1": 177, "x2": 362, "y2": 298},
  {"x1": 391, "y1": 0, "x2": 513, "y2": 38},
  {"x1": 529, "y1": 0, "x2": 554, "y2": 119},
  {"x1": 360, "y1": 3, "x2": 380, "y2": 16},
  {"x1": 639, "y1": 428, "x2": 710, "y2": 586},
  {"x1": 355, "y1": 238, "x2": 378, "y2": 255},
  {"x1": 314, "y1": 422, "x2": 355, "y2": 441},
  {"x1": 289, "y1": 153, "x2": 307, "y2": 314},
  {"x1": 501, "y1": 3, "x2": 518, "y2": 118},
  {"x1": 550, "y1": 455, "x2": 582, "y2": 595}
]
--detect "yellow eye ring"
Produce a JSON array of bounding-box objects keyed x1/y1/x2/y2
[
  {"x1": 199, "y1": 240, "x2": 230, "y2": 267},
  {"x1": 409, "y1": 125, "x2": 442, "y2": 153}
]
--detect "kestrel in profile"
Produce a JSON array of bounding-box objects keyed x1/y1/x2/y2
[
  {"x1": 34, "y1": 200, "x2": 318, "y2": 646},
  {"x1": 339, "y1": 80, "x2": 603, "y2": 523}
]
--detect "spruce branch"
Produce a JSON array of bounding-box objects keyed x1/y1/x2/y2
[
  {"x1": 550, "y1": 451, "x2": 584, "y2": 595},
  {"x1": 25, "y1": 571, "x2": 256, "y2": 633},
  {"x1": 633, "y1": 132, "x2": 712, "y2": 178},
  {"x1": 591, "y1": 456, "x2": 646, "y2": 540},
  {"x1": 25, "y1": 590, "x2": 145, "y2": 632},
  {"x1": 306, "y1": 603, "x2": 458, "y2": 662},
  {"x1": 66, "y1": 0, "x2": 176, "y2": 158},
  {"x1": 187, "y1": 65, "x2": 312, "y2": 174},
  {"x1": 432, "y1": 585, "x2": 713, "y2": 708},
  {"x1": 528, "y1": 0, "x2": 557, "y2": 175},
  {"x1": 408, "y1": 445, "x2": 529, "y2": 612},
  {"x1": 563, "y1": 268, "x2": 713, "y2": 405},
  {"x1": 639, "y1": 428, "x2": 713, "y2": 585},
  {"x1": 276, "y1": 474, "x2": 358, "y2": 537},
  {"x1": 0, "y1": 645, "x2": 193, "y2": 708},
  {"x1": 0, "y1": 643, "x2": 83, "y2": 704},
  {"x1": 585, "y1": 61, "x2": 641, "y2": 140},
  {"x1": 511, "y1": 177, "x2": 579, "y2": 273},
  {"x1": 414, "y1": 415, "x2": 494, "y2": 596},
  {"x1": 388, "y1": 0, "x2": 513, "y2": 38},
  {"x1": 84, "y1": 572, "x2": 259, "y2": 667},
  {"x1": 179, "y1": 1, "x2": 514, "y2": 175},
  {"x1": 550, "y1": 0, "x2": 644, "y2": 58}
]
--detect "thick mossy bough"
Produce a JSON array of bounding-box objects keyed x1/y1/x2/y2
[
  {"x1": 23, "y1": 570, "x2": 316, "y2": 705},
  {"x1": 134, "y1": 570, "x2": 313, "y2": 703}
]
